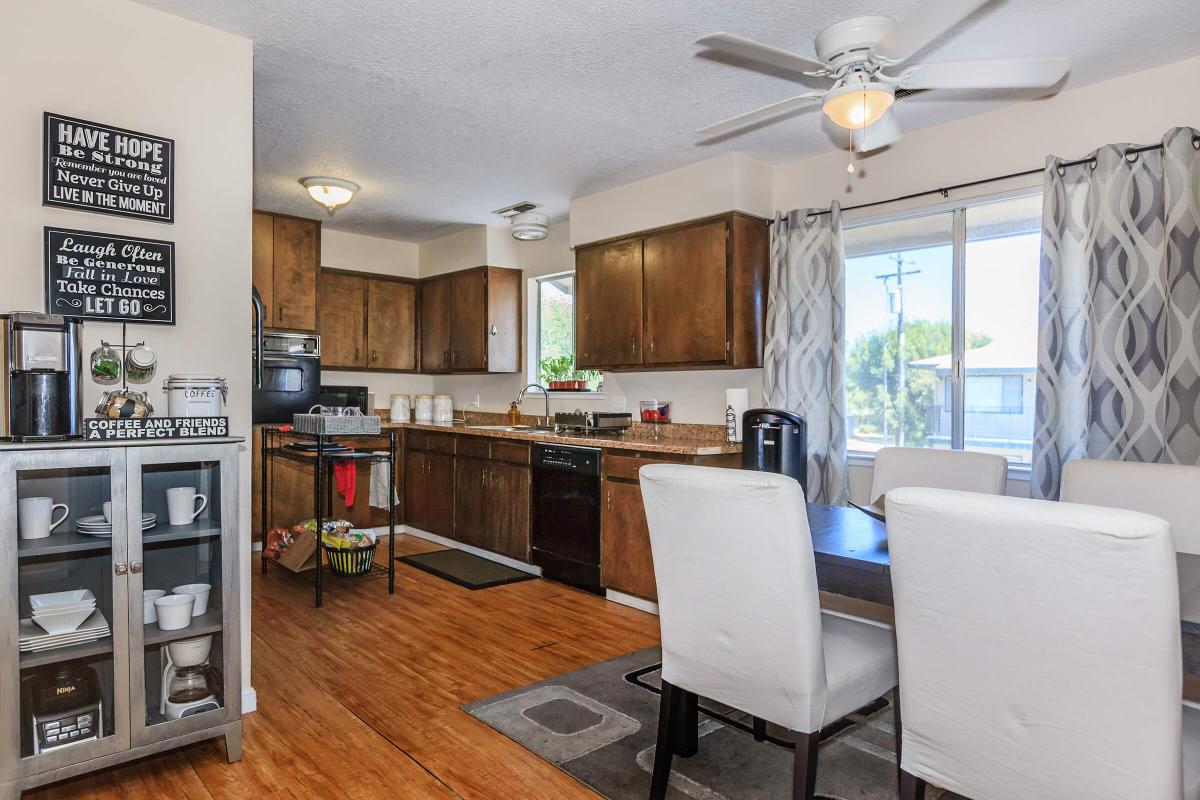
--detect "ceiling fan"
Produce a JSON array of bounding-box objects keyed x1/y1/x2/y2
[{"x1": 696, "y1": 0, "x2": 1069, "y2": 152}]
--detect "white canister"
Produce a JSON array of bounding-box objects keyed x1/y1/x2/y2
[
  {"x1": 414, "y1": 394, "x2": 434, "y2": 422},
  {"x1": 433, "y1": 395, "x2": 454, "y2": 423},
  {"x1": 389, "y1": 394, "x2": 411, "y2": 423},
  {"x1": 164, "y1": 374, "x2": 228, "y2": 417}
]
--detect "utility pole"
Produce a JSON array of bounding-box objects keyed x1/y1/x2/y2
[{"x1": 876, "y1": 255, "x2": 920, "y2": 445}]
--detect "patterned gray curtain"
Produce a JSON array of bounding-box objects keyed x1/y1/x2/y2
[
  {"x1": 763, "y1": 203, "x2": 847, "y2": 504},
  {"x1": 1032, "y1": 127, "x2": 1200, "y2": 499}
]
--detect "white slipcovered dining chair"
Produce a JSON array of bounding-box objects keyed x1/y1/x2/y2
[
  {"x1": 639, "y1": 464, "x2": 899, "y2": 800},
  {"x1": 886, "y1": 487, "x2": 1200, "y2": 800},
  {"x1": 865, "y1": 447, "x2": 1007, "y2": 517},
  {"x1": 1061, "y1": 459, "x2": 1200, "y2": 625}
]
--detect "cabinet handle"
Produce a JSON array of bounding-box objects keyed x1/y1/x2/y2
[
  {"x1": 114, "y1": 563, "x2": 129, "y2": 576},
  {"x1": 650, "y1": 338, "x2": 655, "y2": 355},
  {"x1": 131, "y1": 561, "x2": 144, "y2": 574},
  {"x1": 490, "y1": 324, "x2": 498, "y2": 336},
  {"x1": 482, "y1": 468, "x2": 489, "y2": 488},
  {"x1": 443, "y1": 350, "x2": 450, "y2": 368},
  {"x1": 371, "y1": 349, "x2": 378, "y2": 362},
  {"x1": 606, "y1": 489, "x2": 612, "y2": 512},
  {"x1": 278, "y1": 304, "x2": 284, "y2": 321},
  {"x1": 631, "y1": 337, "x2": 637, "y2": 356}
]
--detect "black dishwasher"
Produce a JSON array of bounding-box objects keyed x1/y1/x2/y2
[{"x1": 531, "y1": 443, "x2": 602, "y2": 594}]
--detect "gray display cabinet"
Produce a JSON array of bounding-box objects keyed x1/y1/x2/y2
[{"x1": 0, "y1": 438, "x2": 242, "y2": 799}]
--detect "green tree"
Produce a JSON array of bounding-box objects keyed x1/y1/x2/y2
[{"x1": 846, "y1": 320, "x2": 989, "y2": 446}]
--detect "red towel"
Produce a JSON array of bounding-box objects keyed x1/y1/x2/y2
[{"x1": 333, "y1": 460, "x2": 357, "y2": 509}]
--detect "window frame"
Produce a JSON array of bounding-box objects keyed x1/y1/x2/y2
[
  {"x1": 842, "y1": 185, "x2": 1042, "y2": 471},
  {"x1": 527, "y1": 270, "x2": 604, "y2": 395}
]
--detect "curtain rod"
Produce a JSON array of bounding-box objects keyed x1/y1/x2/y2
[{"x1": 806, "y1": 141, "x2": 1174, "y2": 217}]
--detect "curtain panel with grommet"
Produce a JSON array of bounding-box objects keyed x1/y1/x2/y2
[
  {"x1": 763, "y1": 203, "x2": 848, "y2": 504},
  {"x1": 1032, "y1": 127, "x2": 1200, "y2": 499}
]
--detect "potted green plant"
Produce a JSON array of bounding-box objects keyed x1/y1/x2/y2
[
  {"x1": 573, "y1": 368, "x2": 601, "y2": 391},
  {"x1": 539, "y1": 354, "x2": 575, "y2": 390}
]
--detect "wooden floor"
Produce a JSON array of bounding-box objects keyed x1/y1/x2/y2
[{"x1": 29, "y1": 536, "x2": 660, "y2": 799}]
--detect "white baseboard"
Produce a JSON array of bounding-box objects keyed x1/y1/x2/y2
[
  {"x1": 605, "y1": 589, "x2": 658, "y2": 615},
  {"x1": 241, "y1": 686, "x2": 257, "y2": 714},
  {"x1": 384, "y1": 525, "x2": 542, "y2": 576}
]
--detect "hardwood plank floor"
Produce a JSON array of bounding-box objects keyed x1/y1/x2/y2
[{"x1": 28, "y1": 536, "x2": 660, "y2": 799}]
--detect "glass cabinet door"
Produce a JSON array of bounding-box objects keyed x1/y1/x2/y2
[
  {"x1": 0, "y1": 448, "x2": 131, "y2": 779},
  {"x1": 126, "y1": 444, "x2": 239, "y2": 747}
]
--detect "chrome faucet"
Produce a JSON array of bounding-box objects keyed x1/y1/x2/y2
[{"x1": 516, "y1": 383, "x2": 552, "y2": 428}]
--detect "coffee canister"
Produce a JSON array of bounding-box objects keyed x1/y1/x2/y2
[
  {"x1": 389, "y1": 394, "x2": 411, "y2": 423},
  {"x1": 163, "y1": 374, "x2": 228, "y2": 417},
  {"x1": 433, "y1": 394, "x2": 454, "y2": 423},
  {"x1": 414, "y1": 394, "x2": 434, "y2": 422}
]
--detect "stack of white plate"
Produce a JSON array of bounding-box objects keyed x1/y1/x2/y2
[
  {"x1": 22, "y1": 590, "x2": 111, "y2": 649},
  {"x1": 76, "y1": 512, "x2": 156, "y2": 538}
]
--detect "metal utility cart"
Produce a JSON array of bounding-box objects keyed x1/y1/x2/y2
[{"x1": 259, "y1": 428, "x2": 397, "y2": 607}]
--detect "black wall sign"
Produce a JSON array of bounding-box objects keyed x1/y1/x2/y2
[
  {"x1": 84, "y1": 417, "x2": 229, "y2": 441},
  {"x1": 44, "y1": 227, "x2": 175, "y2": 324},
  {"x1": 43, "y1": 112, "x2": 174, "y2": 223}
]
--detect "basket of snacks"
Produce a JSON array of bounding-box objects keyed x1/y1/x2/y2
[{"x1": 318, "y1": 523, "x2": 378, "y2": 577}]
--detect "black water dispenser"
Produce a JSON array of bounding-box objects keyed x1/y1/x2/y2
[{"x1": 741, "y1": 408, "x2": 808, "y2": 494}]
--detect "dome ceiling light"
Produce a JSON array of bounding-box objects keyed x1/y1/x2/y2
[{"x1": 299, "y1": 176, "x2": 360, "y2": 216}]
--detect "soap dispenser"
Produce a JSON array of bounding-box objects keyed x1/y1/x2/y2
[{"x1": 506, "y1": 402, "x2": 522, "y2": 426}]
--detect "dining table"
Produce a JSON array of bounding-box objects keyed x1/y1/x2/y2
[{"x1": 805, "y1": 502, "x2": 1200, "y2": 695}]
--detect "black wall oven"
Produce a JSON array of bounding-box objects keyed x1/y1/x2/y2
[{"x1": 252, "y1": 331, "x2": 321, "y2": 424}]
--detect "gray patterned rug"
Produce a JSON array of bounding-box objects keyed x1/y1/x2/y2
[{"x1": 464, "y1": 647, "x2": 960, "y2": 799}]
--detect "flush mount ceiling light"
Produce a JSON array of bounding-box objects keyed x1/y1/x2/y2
[
  {"x1": 821, "y1": 79, "x2": 895, "y2": 130},
  {"x1": 493, "y1": 201, "x2": 548, "y2": 241},
  {"x1": 299, "y1": 176, "x2": 360, "y2": 216}
]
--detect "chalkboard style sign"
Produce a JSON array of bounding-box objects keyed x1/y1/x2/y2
[
  {"x1": 44, "y1": 227, "x2": 175, "y2": 324},
  {"x1": 43, "y1": 112, "x2": 174, "y2": 223},
  {"x1": 84, "y1": 417, "x2": 229, "y2": 441}
]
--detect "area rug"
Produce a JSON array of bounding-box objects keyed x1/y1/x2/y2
[
  {"x1": 397, "y1": 549, "x2": 537, "y2": 590},
  {"x1": 464, "y1": 647, "x2": 961, "y2": 799}
]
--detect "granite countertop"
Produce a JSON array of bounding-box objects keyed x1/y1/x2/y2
[{"x1": 382, "y1": 419, "x2": 741, "y2": 456}]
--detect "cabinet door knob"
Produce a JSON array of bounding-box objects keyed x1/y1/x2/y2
[
  {"x1": 490, "y1": 324, "x2": 498, "y2": 336},
  {"x1": 114, "y1": 563, "x2": 129, "y2": 576},
  {"x1": 131, "y1": 561, "x2": 144, "y2": 574},
  {"x1": 371, "y1": 350, "x2": 378, "y2": 362}
]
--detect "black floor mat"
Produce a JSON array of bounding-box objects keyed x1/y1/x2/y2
[{"x1": 398, "y1": 549, "x2": 537, "y2": 590}]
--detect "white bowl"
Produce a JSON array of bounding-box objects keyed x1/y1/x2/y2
[
  {"x1": 143, "y1": 589, "x2": 167, "y2": 625},
  {"x1": 31, "y1": 607, "x2": 93, "y2": 635},
  {"x1": 29, "y1": 589, "x2": 96, "y2": 610},
  {"x1": 154, "y1": 594, "x2": 195, "y2": 631},
  {"x1": 167, "y1": 634, "x2": 213, "y2": 667},
  {"x1": 172, "y1": 583, "x2": 211, "y2": 617}
]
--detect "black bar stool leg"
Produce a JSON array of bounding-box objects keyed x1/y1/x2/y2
[
  {"x1": 649, "y1": 681, "x2": 677, "y2": 800},
  {"x1": 791, "y1": 729, "x2": 819, "y2": 800},
  {"x1": 753, "y1": 716, "x2": 767, "y2": 742},
  {"x1": 893, "y1": 686, "x2": 904, "y2": 793},
  {"x1": 672, "y1": 689, "x2": 698, "y2": 757}
]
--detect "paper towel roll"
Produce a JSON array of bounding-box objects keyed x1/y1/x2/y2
[{"x1": 725, "y1": 388, "x2": 749, "y2": 443}]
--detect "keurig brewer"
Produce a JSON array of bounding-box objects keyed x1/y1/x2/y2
[
  {"x1": 741, "y1": 408, "x2": 808, "y2": 494},
  {"x1": 1, "y1": 312, "x2": 84, "y2": 440}
]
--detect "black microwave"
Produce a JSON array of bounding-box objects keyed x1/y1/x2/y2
[{"x1": 319, "y1": 385, "x2": 370, "y2": 415}]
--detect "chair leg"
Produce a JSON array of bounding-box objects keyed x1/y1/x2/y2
[
  {"x1": 899, "y1": 770, "x2": 927, "y2": 800},
  {"x1": 752, "y1": 716, "x2": 767, "y2": 742},
  {"x1": 649, "y1": 680, "x2": 677, "y2": 800},
  {"x1": 791, "y1": 730, "x2": 819, "y2": 800},
  {"x1": 892, "y1": 686, "x2": 903, "y2": 792},
  {"x1": 671, "y1": 689, "x2": 698, "y2": 757}
]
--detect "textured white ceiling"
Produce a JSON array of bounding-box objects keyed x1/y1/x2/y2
[{"x1": 133, "y1": 0, "x2": 1200, "y2": 241}]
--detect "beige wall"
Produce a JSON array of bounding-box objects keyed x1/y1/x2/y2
[{"x1": 2, "y1": 1, "x2": 254, "y2": 692}]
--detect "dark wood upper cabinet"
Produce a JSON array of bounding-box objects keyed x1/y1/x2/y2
[
  {"x1": 420, "y1": 266, "x2": 521, "y2": 374},
  {"x1": 270, "y1": 214, "x2": 320, "y2": 331},
  {"x1": 575, "y1": 239, "x2": 644, "y2": 369},
  {"x1": 575, "y1": 211, "x2": 769, "y2": 371},
  {"x1": 318, "y1": 271, "x2": 367, "y2": 368},
  {"x1": 367, "y1": 278, "x2": 417, "y2": 370},
  {"x1": 252, "y1": 212, "x2": 276, "y2": 328},
  {"x1": 644, "y1": 219, "x2": 727, "y2": 365},
  {"x1": 419, "y1": 275, "x2": 452, "y2": 373}
]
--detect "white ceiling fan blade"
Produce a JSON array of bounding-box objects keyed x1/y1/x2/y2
[
  {"x1": 853, "y1": 110, "x2": 903, "y2": 152},
  {"x1": 873, "y1": 0, "x2": 991, "y2": 63},
  {"x1": 900, "y1": 57, "x2": 1069, "y2": 89},
  {"x1": 696, "y1": 32, "x2": 828, "y2": 75},
  {"x1": 696, "y1": 93, "x2": 824, "y2": 139}
]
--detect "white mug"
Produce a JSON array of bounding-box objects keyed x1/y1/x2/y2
[
  {"x1": 19, "y1": 497, "x2": 70, "y2": 540},
  {"x1": 166, "y1": 487, "x2": 208, "y2": 526},
  {"x1": 102, "y1": 501, "x2": 112, "y2": 523}
]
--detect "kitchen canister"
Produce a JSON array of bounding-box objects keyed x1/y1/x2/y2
[
  {"x1": 414, "y1": 394, "x2": 434, "y2": 422},
  {"x1": 433, "y1": 394, "x2": 454, "y2": 423},
  {"x1": 389, "y1": 394, "x2": 411, "y2": 423},
  {"x1": 164, "y1": 374, "x2": 228, "y2": 417}
]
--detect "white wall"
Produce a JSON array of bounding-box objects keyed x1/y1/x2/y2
[
  {"x1": 2, "y1": 1, "x2": 254, "y2": 690},
  {"x1": 318, "y1": 229, "x2": 432, "y2": 407}
]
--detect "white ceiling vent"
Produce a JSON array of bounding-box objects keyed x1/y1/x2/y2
[{"x1": 493, "y1": 201, "x2": 548, "y2": 241}]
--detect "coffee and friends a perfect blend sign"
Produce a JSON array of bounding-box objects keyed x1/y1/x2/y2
[{"x1": 43, "y1": 113, "x2": 174, "y2": 222}]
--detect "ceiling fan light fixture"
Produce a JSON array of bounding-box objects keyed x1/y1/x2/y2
[
  {"x1": 821, "y1": 81, "x2": 894, "y2": 130},
  {"x1": 299, "y1": 176, "x2": 360, "y2": 215}
]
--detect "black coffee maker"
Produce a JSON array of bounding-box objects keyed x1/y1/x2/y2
[
  {"x1": 1, "y1": 312, "x2": 84, "y2": 440},
  {"x1": 741, "y1": 408, "x2": 808, "y2": 494}
]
